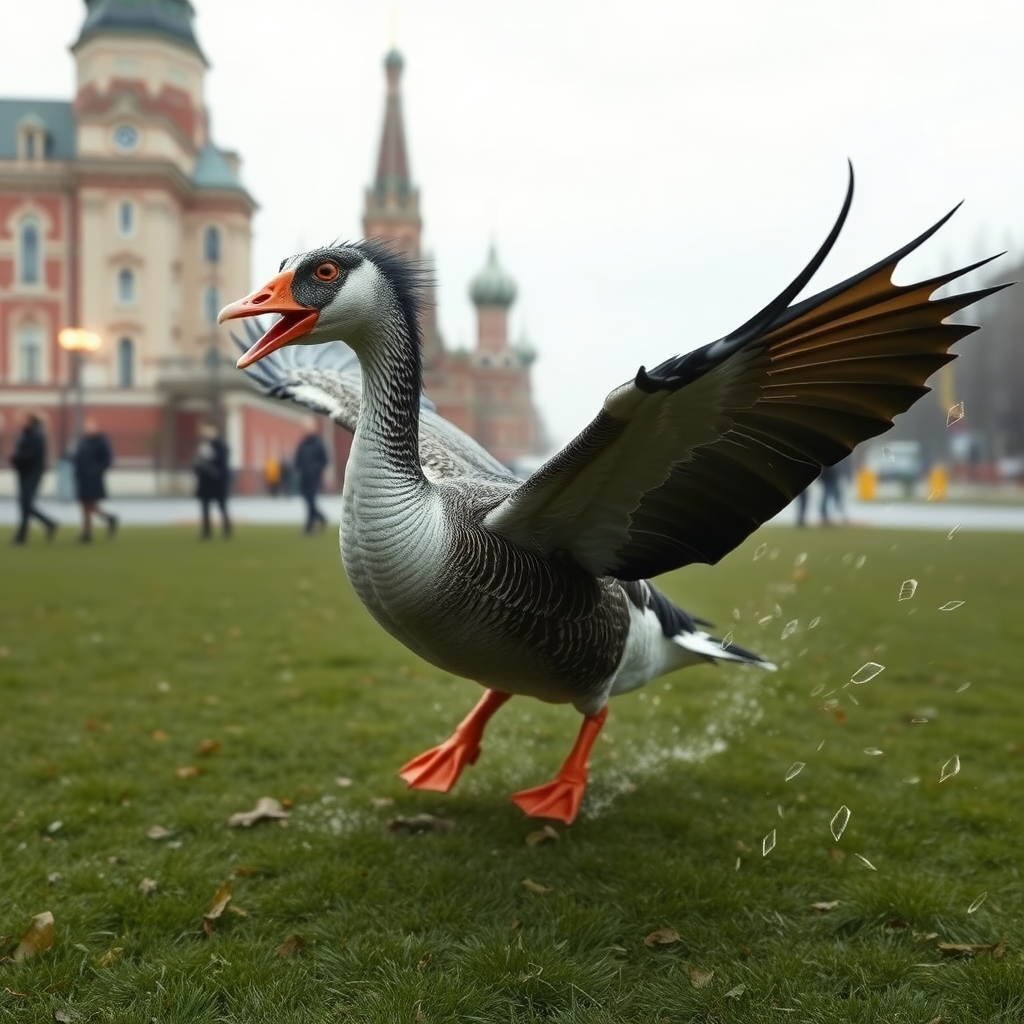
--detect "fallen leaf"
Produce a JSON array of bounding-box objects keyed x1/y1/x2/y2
[
  {"x1": 521, "y1": 878, "x2": 552, "y2": 895},
  {"x1": 810, "y1": 901, "x2": 840, "y2": 913},
  {"x1": 276, "y1": 933, "x2": 308, "y2": 958},
  {"x1": 643, "y1": 927, "x2": 681, "y2": 948},
  {"x1": 916, "y1": 932, "x2": 940, "y2": 945},
  {"x1": 232, "y1": 865, "x2": 261, "y2": 877},
  {"x1": 138, "y1": 878, "x2": 158, "y2": 896},
  {"x1": 151, "y1": 730, "x2": 169, "y2": 742},
  {"x1": 885, "y1": 918, "x2": 909, "y2": 930},
  {"x1": 416, "y1": 951, "x2": 432, "y2": 971},
  {"x1": 227, "y1": 797, "x2": 290, "y2": 828},
  {"x1": 689, "y1": 966, "x2": 714, "y2": 988},
  {"x1": 827, "y1": 849, "x2": 846, "y2": 862},
  {"x1": 47, "y1": 872, "x2": 63, "y2": 885},
  {"x1": 510, "y1": 918, "x2": 522, "y2": 931},
  {"x1": 53, "y1": 1010, "x2": 82, "y2": 1023},
  {"x1": 13, "y1": 911, "x2": 55, "y2": 961},
  {"x1": 175, "y1": 766, "x2": 201, "y2": 779},
  {"x1": 993, "y1": 936, "x2": 1008, "y2": 960},
  {"x1": 97, "y1": 947, "x2": 123, "y2": 968},
  {"x1": 195, "y1": 739, "x2": 222, "y2": 757},
  {"x1": 937, "y1": 942, "x2": 997, "y2": 958},
  {"x1": 735, "y1": 840, "x2": 752, "y2": 853},
  {"x1": 525, "y1": 825, "x2": 560, "y2": 847},
  {"x1": 146, "y1": 824, "x2": 171, "y2": 841},
  {"x1": 387, "y1": 814, "x2": 456, "y2": 834},
  {"x1": 413, "y1": 1000, "x2": 428, "y2": 1024},
  {"x1": 201, "y1": 880, "x2": 232, "y2": 937},
  {"x1": 4, "y1": 988, "x2": 28, "y2": 999},
  {"x1": 724, "y1": 983, "x2": 746, "y2": 998},
  {"x1": 227, "y1": 905, "x2": 248, "y2": 917}
]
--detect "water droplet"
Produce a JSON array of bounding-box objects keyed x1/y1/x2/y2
[
  {"x1": 910, "y1": 717, "x2": 929, "y2": 724},
  {"x1": 810, "y1": 683, "x2": 825, "y2": 697},
  {"x1": 847, "y1": 693, "x2": 859, "y2": 706},
  {"x1": 946, "y1": 401, "x2": 965, "y2": 426},
  {"x1": 939, "y1": 600, "x2": 964, "y2": 612},
  {"x1": 794, "y1": 552, "x2": 807, "y2": 566},
  {"x1": 947, "y1": 524, "x2": 962, "y2": 540},
  {"x1": 774, "y1": 604, "x2": 783, "y2": 618},
  {"x1": 754, "y1": 543, "x2": 767, "y2": 561},
  {"x1": 758, "y1": 614, "x2": 773, "y2": 626},
  {"x1": 841, "y1": 552, "x2": 853, "y2": 566},
  {"x1": 808, "y1": 616, "x2": 821, "y2": 629},
  {"x1": 898, "y1": 579, "x2": 918, "y2": 602},
  {"x1": 967, "y1": 891, "x2": 988, "y2": 914},
  {"x1": 732, "y1": 607, "x2": 741, "y2": 620},
  {"x1": 762, "y1": 829, "x2": 777, "y2": 856},
  {"x1": 902, "y1": 775, "x2": 920, "y2": 785},
  {"x1": 940, "y1": 755, "x2": 960, "y2": 783},
  {"x1": 855, "y1": 853, "x2": 877, "y2": 871},
  {"x1": 830, "y1": 805, "x2": 851, "y2": 841},
  {"x1": 770, "y1": 547, "x2": 780, "y2": 561},
  {"x1": 821, "y1": 698, "x2": 840, "y2": 711},
  {"x1": 882, "y1": 445, "x2": 895, "y2": 463},
  {"x1": 850, "y1": 662, "x2": 885, "y2": 685},
  {"x1": 784, "y1": 762, "x2": 805, "y2": 781},
  {"x1": 777, "y1": 804, "x2": 784, "y2": 819},
  {"x1": 864, "y1": 747, "x2": 884, "y2": 756},
  {"x1": 854, "y1": 554, "x2": 867, "y2": 570},
  {"x1": 781, "y1": 620, "x2": 798, "y2": 640},
  {"x1": 956, "y1": 681, "x2": 971, "y2": 693},
  {"x1": 735, "y1": 856, "x2": 741, "y2": 872},
  {"x1": 816, "y1": 739, "x2": 826, "y2": 751},
  {"x1": 720, "y1": 631, "x2": 734, "y2": 650}
]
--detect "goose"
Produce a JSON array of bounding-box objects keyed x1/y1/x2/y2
[{"x1": 219, "y1": 169, "x2": 1005, "y2": 824}]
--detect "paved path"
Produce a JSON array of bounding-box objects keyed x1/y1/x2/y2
[{"x1": 2, "y1": 494, "x2": 1022, "y2": 532}]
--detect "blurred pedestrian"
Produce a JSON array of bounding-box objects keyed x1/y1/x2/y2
[
  {"x1": 819, "y1": 463, "x2": 844, "y2": 525},
  {"x1": 73, "y1": 416, "x2": 118, "y2": 543},
  {"x1": 264, "y1": 454, "x2": 282, "y2": 496},
  {"x1": 9, "y1": 412, "x2": 57, "y2": 545},
  {"x1": 193, "y1": 421, "x2": 232, "y2": 539},
  {"x1": 295, "y1": 423, "x2": 328, "y2": 534}
]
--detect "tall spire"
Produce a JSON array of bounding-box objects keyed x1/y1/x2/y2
[{"x1": 363, "y1": 49, "x2": 421, "y2": 259}]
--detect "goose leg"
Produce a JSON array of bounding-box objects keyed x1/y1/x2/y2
[
  {"x1": 398, "y1": 689, "x2": 512, "y2": 792},
  {"x1": 511, "y1": 706, "x2": 609, "y2": 825}
]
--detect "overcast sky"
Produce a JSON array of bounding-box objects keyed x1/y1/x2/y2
[{"x1": 2, "y1": 0, "x2": 1022, "y2": 446}]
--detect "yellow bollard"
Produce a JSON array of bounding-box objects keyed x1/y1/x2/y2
[
  {"x1": 928, "y1": 464, "x2": 948, "y2": 501},
  {"x1": 857, "y1": 467, "x2": 877, "y2": 501}
]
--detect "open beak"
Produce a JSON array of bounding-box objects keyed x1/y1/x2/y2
[{"x1": 218, "y1": 270, "x2": 319, "y2": 369}]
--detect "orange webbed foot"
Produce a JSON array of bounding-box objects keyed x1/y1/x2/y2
[
  {"x1": 511, "y1": 776, "x2": 586, "y2": 825},
  {"x1": 398, "y1": 737, "x2": 480, "y2": 793}
]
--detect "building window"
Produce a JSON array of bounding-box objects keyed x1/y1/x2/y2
[
  {"x1": 118, "y1": 267, "x2": 135, "y2": 305},
  {"x1": 25, "y1": 133, "x2": 36, "y2": 160},
  {"x1": 16, "y1": 325, "x2": 45, "y2": 383},
  {"x1": 118, "y1": 201, "x2": 134, "y2": 237},
  {"x1": 19, "y1": 222, "x2": 40, "y2": 284},
  {"x1": 203, "y1": 285, "x2": 220, "y2": 325},
  {"x1": 117, "y1": 337, "x2": 134, "y2": 388},
  {"x1": 203, "y1": 226, "x2": 220, "y2": 264}
]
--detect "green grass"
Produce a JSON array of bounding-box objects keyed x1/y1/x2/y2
[{"x1": 1, "y1": 525, "x2": 1022, "y2": 1023}]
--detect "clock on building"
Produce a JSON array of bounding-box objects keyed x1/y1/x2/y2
[{"x1": 113, "y1": 123, "x2": 139, "y2": 152}]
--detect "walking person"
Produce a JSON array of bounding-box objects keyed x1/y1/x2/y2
[
  {"x1": 264, "y1": 453, "x2": 282, "y2": 496},
  {"x1": 73, "y1": 417, "x2": 118, "y2": 542},
  {"x1": 9, "y1": 412, "x2": 58, "y2": 545},
  {"x1": 295, "y1": 423, "x2": 328, "y2": 534},
  {"x1": 193, "y1": 421, "x2": 232, "y2": 539}
]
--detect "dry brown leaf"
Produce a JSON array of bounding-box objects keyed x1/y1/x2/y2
[
  {"x1": 146, "y1": 824, "x2": 171, "y2": 841},
  {"x1": 643, "y1": 927, "x2": 681, "y2": 948},
  {"x1": 916, "y1": 932, "x2": 940, "y2": 945},
  {"x1": 689, "y1": 966, "x2": 714, "y2": 988},
  {"x1": 232, "y1": 865, "x2": 261, "y2": 877},
  {"x1": 416, "y1": 951, "x2": 432, "y2": 971},
  {"x1": 97, "y1": 947, "x2": 123, "y2": 968},
  {"x1": 937, "y1": 942, "x2": 997, "y2": 958},
  {"x1": 196, "y1": 739, "x2": 222, "y2": 757},
  {"x1": 510, "y1": 918, "x2": 522, "y2": 931},
  {"x1": 175, "y1": 766, "x2": 201, "y2": 779},
  {"x1": 4, "y1": 988, "x2": 28, "y2": 999},
  {"x1": 993, "y1": 936, "x2": 1008, "y2": 960},
  {"x1": 885, "y1": 918, "x2": 909, "y2": 930},
  {"x1": 202, "y1": 880, "x2": 232, "y2": 936},
  {"x1": 227, "y1": 796, "x2": 290, "y2": 828},
  {"x1": 810, "y1": 901, "x2": 840, "y2": 913},
  {"x1": 525, "y1": 825, "x2": 560, "y2": 847},
  {"x1": 13, "y1": 911, "x2": 55, "y2": 961},
  {"x1": 387, "y1": 814, "x2": 456, "y2": 835},
  {"x1": 413, "y1": 1000, "x2": 428, "y2": 1024},
  {"x1": 735, "y1": 840, "x2": 752, "y2": 853},
  {"x1": 275, "y1": 933, "x2": 308, "y2": 958},
  {"x1": 138, "y1": 878, "x2": 158, "y2": 896},
  {"x1": 521, "y1": 878, "x2": 552, "y2": 895}
]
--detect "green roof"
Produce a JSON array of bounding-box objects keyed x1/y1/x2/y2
[
  {"x1": 469, "y1": 245, "x2": 517, "y2": 308},
  {"x1": 0, "y1": 100, "x2": 76, "y2": 160},
  {"x1": 192, "y1": 142, "x2": 242, "y2": 190},
  {"x1": 74, "y1": 0, "x2": 206, "y2": 62}
]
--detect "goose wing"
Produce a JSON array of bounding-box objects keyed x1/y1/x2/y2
[
  {"x1": 483, "y1": 171, "x2": 1008, "y2": 580},
  {"x1": 231, "y1": 319, "x2": 516, "y2": 485}
]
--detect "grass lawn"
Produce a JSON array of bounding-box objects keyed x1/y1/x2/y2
[{"x1": 1, "y1": 524, "x2": 1022, "y2": 1023}]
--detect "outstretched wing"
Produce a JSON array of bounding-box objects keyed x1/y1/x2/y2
[
  {"x1": 484, "y1": 169, "x2": 1009, "y2": 580},
  {"x1": 232, "y1": 318, "x2": 516, "y2": 485}
]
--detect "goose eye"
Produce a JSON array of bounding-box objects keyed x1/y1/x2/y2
[{"x1": 314, "y1": 262, "x2": 340, "y2": 282}]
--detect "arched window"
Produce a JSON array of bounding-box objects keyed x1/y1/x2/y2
[
  {"x1": 25, "y1": 133, "x2": 36, "y2": 160},
  {"x1": 203, "y1": 225, "x2": 220, "y2": 264},
  {"x1": 118, "y1": 201, "x2": 134, "y2": 237},
  {"x1": 117, "y1": 337, "x2": 134, "y2": 388},
  {"x1": 19, "y1": 222, "x2": 40, "y2": 284},
  {"x1": 16, "y1": 325, "x2": 45, "y2": 383},
  {"x1": 203, "y1": 285, "x2": 220, "y2": 325},
  {"x1": 117, "y1": 267, "x2": 135, "y2": 305}
]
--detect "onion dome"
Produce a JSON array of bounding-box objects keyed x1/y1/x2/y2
[{"x1": 469, "y1": 245, "x2": 517, "y2": 308}]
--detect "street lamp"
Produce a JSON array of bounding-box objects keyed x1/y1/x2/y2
[{"x1": 58, "y1": 327, "x2": 101, "y2": 445}]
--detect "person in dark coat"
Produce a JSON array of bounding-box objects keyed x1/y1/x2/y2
[
  {"x1": 193, "y1": 421, "x2": 232, "y2": 539},
  {"x1": 10, "y1": 412, "x2": 58, "y2": 545},
  {"x1": 73, "y1": 416, "x2": 118, "y2": 542},
  {"x1": 295, "y1": 422, "x2": 328, "y2": 534}
]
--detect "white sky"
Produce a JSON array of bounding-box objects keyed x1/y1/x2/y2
[{"x1": 2, "y1": 0, "x2": 1022, "y2": 446}]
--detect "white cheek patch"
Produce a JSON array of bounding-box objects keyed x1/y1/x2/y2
[{"x1": 321, "y1": 261, "x2": 387, "y2": 338}]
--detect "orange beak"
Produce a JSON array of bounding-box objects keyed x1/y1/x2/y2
[{"x1": 218, "y1": 270, "x2": 320, "y2": 369}]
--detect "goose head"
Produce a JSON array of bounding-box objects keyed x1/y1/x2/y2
[{"x1": 220, "y1": 241, "x2": 424, "y2": 369}]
